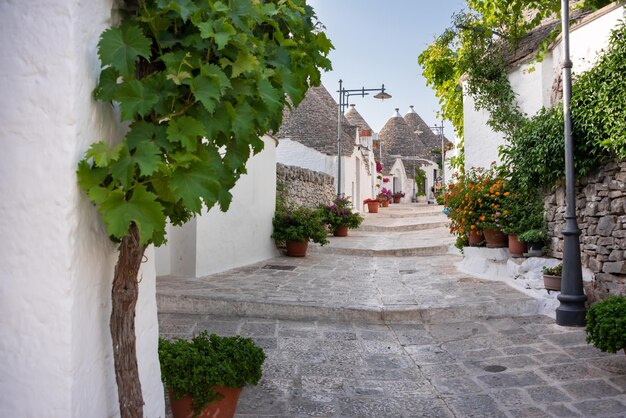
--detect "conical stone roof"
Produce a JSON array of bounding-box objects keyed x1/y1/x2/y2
[
  {"x1": 276, "y1": 85, "x2": 356, "y2": 157},
  {"x1": 344, "y1": 104, "x2": 372, "y2": 133},
  {"x1": 403, "y1": 106, "x2": 445, "y2": 161},
  {"x1": 378, "y1": 108, "x2": 429, "y2": 177}
]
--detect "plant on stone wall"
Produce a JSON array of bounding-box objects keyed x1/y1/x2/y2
[{"x1": 75, "y1": 1, "x2": 331, "y2": 416}]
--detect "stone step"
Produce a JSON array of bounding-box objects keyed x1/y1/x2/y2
[
  {"x1": 156, "y1": 293, "x2": 543, "y2": 324},
  {"x1": 358, "y1": 220, "x2": 448, "y2": 233},
  {"x1": 308, "y1": 243, "x2": 451, "y2": 257}
]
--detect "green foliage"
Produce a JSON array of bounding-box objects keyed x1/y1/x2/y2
[
  {"x1": 78, "y1": 0, "x2": 333, "y2": 246},
  {"x1": 319, "y1": 197, "x2": 364, "y2": 230},
  {"x1": 517, "y1": 228, "x2": 548, "y2": 243},
  {"x1": 585, "y1": 296, "x2": 626, "y2": 353},
  {"x1": 455, "y1": 234, "x2": 469, "y2": 252},
  {"x1": 542, "y1": 263, "x2": 562, "y2": 276},
  {"x1": 414, "y1": 167, "x2": 426, "y2": 196},
  {"x1": 271, "y1": 205, "x2": 329, "y2": 246},
  {"x1": 499, "y1": 186, "x2": 544, "y2": 235},
  {"x1": 159, "y1": 332, "x2": 266, "y2": 417}
]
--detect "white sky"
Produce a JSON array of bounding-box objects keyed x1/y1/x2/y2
[{"x1": 308, "y1": 0, "x2": 466, "y2": 139}]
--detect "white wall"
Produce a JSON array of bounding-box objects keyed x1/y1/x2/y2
[
  {"x1": 276, "y1": 138, "x2": 332, "y2": 175},
  {"x1": 195, "y1": 136, "x2": 279, "y2": 276},
  {"x1": 0, "y1": 1, "x2": 164, "y2": 417},
  {"x1": 156, "y1": 136, "x2": 279, "y2": 277},
  {"x1": 463, "y1": 4, "x2": 625, "y2": 171}
]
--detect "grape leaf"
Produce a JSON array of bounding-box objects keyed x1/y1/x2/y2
[
  {"x1": 114, "y1": 80, "x2": 159, "y2": 121},
  {"x1": 94, "y1": 67, "x2": 119, "y2": 102},
  {"x1": 166, "y1": 116, "x2": 205, "y2": 151},
  {"x1": 169, "y1": 163, "x2": 221, "y2": 213},
  {"x1": 99, "y1": 185, "x2": 165, "y2": 245},
  {"x1": 190, "y1": 75, "x2": 221, "y2": 113},
  {"x1": 97, "y1": 24, "x2": 151, "y2": 78},
  {"x1": 231, "y1": 51, "x2": 259, "y2": 78},
  {"x1": 133, "y1": 141, "x2": 161, "y2": 176},
  {"x1": 86, "y1": 141, "x2": 123, "y2": 167}
]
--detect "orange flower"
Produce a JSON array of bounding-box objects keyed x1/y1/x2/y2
[
  {"x1": 470, "y1": 225, "x2": 476, "y2": 230},
  {"x1": 503, "y1": 191, "x2": 510, "y2": 197}
]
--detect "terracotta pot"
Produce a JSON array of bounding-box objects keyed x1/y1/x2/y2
[
  {"x1": 468, "y1": 230, "x2": 484, "y2": 246},
  {"x1": 543, "y1": 274, "x2": 561, "y2": 291},
  {"x1": 333, "y1": 225, "x2": 349, "y2": 237},
  {"x1": 285, "y1": 240, "x2": 308, "y2": 257},
  {"x1": 170, "y1": 387, "x2": 242, "y2": 418},
  {"x1": 508, "y1": 234, "x2": 527, "y2": 256},
  {"x1": 484, "y1": 228, "x2": 507, "y2": 248},
  {"x1": 393, "y1": 197, "x2": 401, "y2": 204},
  {"x1": 367, "y1": 202, "x2": 379, "y2": 213},
  {"x1": 382, "y1": 200, "x2": 389, "y2": 207}
]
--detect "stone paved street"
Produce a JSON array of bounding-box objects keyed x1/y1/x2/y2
[{"x1": 157, "y1": 204, "x2": 626, "y2": 417}]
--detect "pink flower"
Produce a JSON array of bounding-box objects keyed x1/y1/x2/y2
[{"x1": 383, "y1": 177, "x2": 390, "y2": 183}]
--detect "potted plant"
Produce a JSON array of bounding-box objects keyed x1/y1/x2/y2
[
  {"x1": 518, "y1": 229, "x2": 548, "y2": 256},
  {"x1": 542, "y1": 263, "x2": 562, "y2": 291},
  {"x1": 159, "y1": 332, "x2": 266, "y2": 418},
  {"x1": 500, "y1": 187, "x2": 545, "y2": 257},
  {"x1": 378, "y1": 187, "x2": 392, "y2": 207},
  {"x1": 271, "y1": 205, "x2": 329, "y2": 256},
  {"x1": 320, "y1": 196, "x2": 364, "y2": 236},
  {"x1": 363, "y1": 198, "x2": 379, "y2": 213},
  {"x1": 392, "y1": 191, "x2": 405, "y2": 204},
  {"x1": 585, "y1": 296, "x2": 626, "y2": 355}
]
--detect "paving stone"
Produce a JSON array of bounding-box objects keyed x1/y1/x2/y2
[
  {"x1": 545, "y1": 403, "x2": 581, "y2": 417},
  {"x1": 476, "y1": 370, "x2": 547, "y2": 388},
  {"x1": 540, "y1": 363, "x2": 605, "y2": 382},
  {"x1": 532, "y1": 352, "x2": 574, "y2": 365},
  {"x1": 405, "y1": 344, "x2": 457, "y2": 364},
  {"x1": 489, "y1": 388, "x2": 533, "y2": 408},
  {"x1": 541, "y1": 331, "x2": 588, "y2": 347},
  {"x1": 431, "y1": 376, "x2": 483, "y2": 394},
  {"x1": 572, "y1": 398, "x2": 626, "y2": 416},
  {"x1": 338, "y1": 396, "x2": 403, "y2": 416},
  {"x1": 589, "y1": 355, "x2": 626, "y2": 375},
  {"x1": 287, "y1": 398, "x2": 338, "y2": 416},
  {"x1": 419, "y1": 363, "x2": 469, "y2": 379},
  {"x1": 508, "y1": 407, "x2": 552, "y2": 418},
  {"x1": 526, "y1": 385, "x2": 572, "y2": 403},
  {"x1": 447, "y1": 394, "x2": 508, "y2": 418},
  {"x1": 426, "y1": 321, "x2": 489, "y2": 342},
  {"x1": 396, "y1": 396, "x2": 454, "y2": 417},
  {"x1": 562, "y1": 379, "x2": 623, "y2": 399}
]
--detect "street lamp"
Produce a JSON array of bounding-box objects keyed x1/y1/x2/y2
[
  {"x1": 336, "y1": 80, "x2": 391, "y2": 196},
  {"x1": 556, "y1": 0, "x2": 586, "y2": 326}
]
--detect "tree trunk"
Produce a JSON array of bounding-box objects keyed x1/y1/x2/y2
[{"x1": 110, "y1": 223, "x2": 146, "y2": 418}]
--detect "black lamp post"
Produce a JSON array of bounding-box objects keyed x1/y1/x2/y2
[
  {"x1": 556, "y1": 0, "x2": 587, "y2": 326},
  {"x1": 336, "y1": 80, "x2": 391, "y2": 196}
]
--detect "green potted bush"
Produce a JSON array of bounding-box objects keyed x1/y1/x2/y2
[
  {"x1": 542, "y1": 263, "x2": 562, "y2": 291},
  {"x1": 518, "y1": 229, "x2": 548, "y2": 256},
  {"x1": 500, "y1": 188, "x2": 544, "y2": 256},
  {"x1": 159, "y1": 332, "x2": 266, "y2": 418},
  {"x1": 319, "y1": 196, "x2": 364, "y2": 237},
  {"x1": 585, "y1": 296, "x2": 626, "y2": 355},
  {"x1": 271, "y1": 205, "x2": 329, "y2": 256}
]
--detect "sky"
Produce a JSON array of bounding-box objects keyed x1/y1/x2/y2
[{"x1": 307, "y1": 0, "x2": 466, "y2": 139}]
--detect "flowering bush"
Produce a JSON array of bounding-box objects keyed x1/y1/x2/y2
[
  {"x1": 271, "y1": 205, "x2": 329, "y2": 245},
  {"x1": 393, "y1": 191, "x2": 405, "y2": 198},
  {"x1": 383, "y1": 177, "x2": 390, "y2": 183},
  {"x1": 377, "y1": 187, "x2": 392, "y2": 202},
  {"x1": 319, "y1": 196, "x2": 364, "y2": 230},
  {"x1": 376, "y1": 161, "x2": 383, "y2": 173},
  {"x1": 444, "y1": 164, "x2": 509, "y2": 238}
]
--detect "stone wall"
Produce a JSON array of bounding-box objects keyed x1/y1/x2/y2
[
  {"x1": 276, "y1": 163, "x2": 335, "y2": 208},
  {"x1": 544, "y1": 160, "x2": 626, "y2": 302}
]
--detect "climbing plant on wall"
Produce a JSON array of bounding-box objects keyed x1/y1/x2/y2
[{"x1": 76, "y1": 1, "x2": 332, "y2": 417}]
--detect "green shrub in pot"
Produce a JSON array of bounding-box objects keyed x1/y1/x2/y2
[
  {"x1": 271, "y1": 205, "x2": 329, "y2": 245},
  {"x1": 159, "y1": 332, "x2": 266, "y2": 417}
]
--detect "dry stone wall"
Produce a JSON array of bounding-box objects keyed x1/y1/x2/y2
[
  {"x1": 276, "y1": 163, "x2": 335, "y2": 208},
  {"x1": 545, "y1": 160, "x2": 626, "y2": 301}
]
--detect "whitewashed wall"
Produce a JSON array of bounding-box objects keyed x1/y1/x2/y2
[
  {"x1": 463, "y1": 4, "x2": 625, "y2": 171},
  {"x1": 156, "y1": 135, "x2": 279, "y2": 277},
  {"x1": 0, "y1": 1, "x2": 164, "y2": 417}
]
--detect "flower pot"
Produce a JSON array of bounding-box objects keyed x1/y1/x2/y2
[
  {"x1": 333, "y1": 225, "x2": 349, "y2": 237},
  {"x1": 417, "y1": 195, "x2": 427, "y2": 203},
  {"x1": 393, "y1": 197, "x2": 401, "y2": 204},
  {"x1": 508, "y1": 234, "x2": 527, "y2": 257},
  {"x1": 170, "y1": 387, "x2": 242, "y2": 418},
  {"x1": 367, "y1": 202, "x2": 379, "y2": 213},
  {"x1": 285, "y1": 240, "x2": 308, "y2": 257},
  {"x1": 543, "y1": 274, "x2": 561, "y2": 291},
  {"x1": 382, "y1": 200, "x2": 389, "y2": 207},
  {"x1": 468, "y1": 230, "x2": 484, "y2": 247},
  {"x1": 484, "y1": 228, "x2": 507, "y2": 248}
]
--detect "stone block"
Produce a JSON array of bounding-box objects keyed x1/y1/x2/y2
[
  {"x1": 602, "y1": 261, "x2": 626, "y2": 274},
  {"x1": 608, "y1": 249, "x2": 623, "y2": 261},
  {"x1": 598, "y1": 190, "x2": 609, "y2": 197},
  {"x1": 608, "y1": 180, "x2": 625, "y2": 191},
  {"x1": 596, "y1": 215, "x2": 617, "y2": 236},
  {"x1": 587, "y1": 257, "x2": 603, "y2": 273},
  {"x1": 597, "y1": 237, "x2": 615, "y2": 246},
  {"x1": 584, "y1": 202, "x2": 598, "y2": 216}
]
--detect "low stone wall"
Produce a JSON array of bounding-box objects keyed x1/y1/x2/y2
[
  {"x1": 544, "y1": 160, "x2": 626, "y2": 301},
  {"x1": 276, "y1": 163, "x2": 335, "y2": 209}
]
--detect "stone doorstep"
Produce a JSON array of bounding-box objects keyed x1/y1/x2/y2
[
  {"x1": 358, "y1": 221, "x2": 449, "y2": 232},
  {"x1": 156, "y1": 293, "x2": 543, "y2": 324},
  {"x1": 308, "y1": 244, "x2": 452, "y2": 257}
]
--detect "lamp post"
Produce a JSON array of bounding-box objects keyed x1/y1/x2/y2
[
  {"x1": 336, "y1": 80, "x2": 391, "y2": 196},
  {"x1": 556, "y1": 0, "x2": 586, "y2": 326}
]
